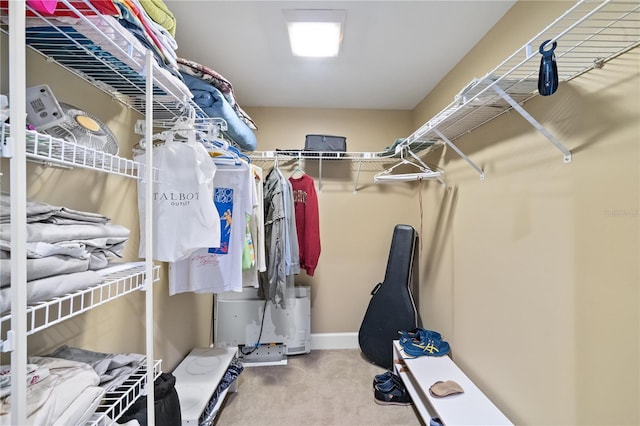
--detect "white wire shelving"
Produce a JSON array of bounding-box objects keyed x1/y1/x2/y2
[
  {"x1": 403, "y1": 0, "x2": 640, "y2": 179},
  {"x1": 247, "y1": 144, "x2": 441, "y2": 192},
  {"x1": 247, "y1": 1, "x2": 640, "y2": 183},
  {"x1": 2, "y1": 1, "x2": 168, "y2": 423},
  {"x1": 87, "y1": 358, "x2": 163, "y2": 426},
  {"x1": 0, "y1": 0, "x2": 193, "y2": 120},
  {"x1": 0, "y1": 263, "x2": 160, "y2": 349},
  {"x1": 0, "y1": 122, "x2": 159, "y2": 180}
]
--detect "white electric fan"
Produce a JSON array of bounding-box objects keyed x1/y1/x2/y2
[{"x1": 26, "y1": 85, "x2": 119, "y2": 155}]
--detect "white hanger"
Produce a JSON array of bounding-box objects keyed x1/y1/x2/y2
[
  {"x1": 290, "y1": 152, "x2": 305, "y2": 178},
  {"x1": 374, "y1": 143, "x2": 443, "y2": 184}
]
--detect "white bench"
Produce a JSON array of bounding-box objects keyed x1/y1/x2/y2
[
  {"x1": 392, "y1": 341, "x2": 512, "y2": 425},
  {"x1": 173, "y1": 347, "x2": 238, "y2": 425}
]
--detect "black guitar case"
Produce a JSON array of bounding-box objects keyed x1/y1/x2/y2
[{"x1": 358, "y1": 224, "x2": 421, "y2": 369}]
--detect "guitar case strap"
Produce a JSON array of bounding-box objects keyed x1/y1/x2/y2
[{"x1": 358, "y1": 224, "x2": 422, "y2": 369}]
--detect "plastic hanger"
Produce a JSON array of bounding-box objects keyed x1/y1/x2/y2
[
  {"x1": 374, "y1": 143, "x2": 443, "y2": 184},
  {"x1": 290, "y1": 153, "x2": 305, "y2": 178}
]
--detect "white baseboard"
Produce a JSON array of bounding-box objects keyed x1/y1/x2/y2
[{"x1": 311, "y1": 332, "x2": 359, "y2": 350}]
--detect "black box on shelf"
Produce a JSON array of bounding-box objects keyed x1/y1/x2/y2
[{"x1": 304, "y1": 134, "x2": 347, "y2": 154}]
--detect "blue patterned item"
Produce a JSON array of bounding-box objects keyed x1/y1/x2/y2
[
  {"x1": 26, "y1": 26, "x2": 168, "y2": 97},
  {"x1": 538, "y1": 39, "x2": 559, "y2": 96}
]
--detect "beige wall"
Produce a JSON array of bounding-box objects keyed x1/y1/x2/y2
[
  {"x1": 243, "y1": 107, "x2": 424, "y2": 333},
  {"x1": 3, "y1": 0, "x2": 638, "y2": 424},
  {"x1": 412, "y1": 1, "x2": 639, "y2": 425}
]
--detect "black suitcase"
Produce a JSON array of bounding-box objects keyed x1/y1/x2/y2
[{"x1": 358, "y1": 224, "x2": 421, "y2": 369}]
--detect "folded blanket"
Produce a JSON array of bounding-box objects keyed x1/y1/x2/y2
[
  {"x1": 46, "y1": 345, "x2": 145, "y2": 392},
  {"x1": 0, "y1": 241, "x2": 90, "y2": 260},
  {"x1": 181, "y1": 72, "x2": 257, "y2": 151},
  {"x1": 138, "y1": 0, "x2": 176, "y2": 36},
  {"x1": 178, "y1": 58, "x2": 258, "y2": 130},
  {"x1": 0, "y1": 256, "x2": 90, "y2": 287},
  {"x1": 0, "y1": 222, "x2": 130, "y2": 245},
  {"x1": 52, "y1": 385, "x2": 104, "y2": 426},
  {"x1": 0, "y1": 356, "x2": 101, "y2": 426},
  {"x1": 0, "y1": 193, "x2": 110, "y2": 225},
  {"x1": 0, "y1": 270, "x2": 105, "y2": 313}
]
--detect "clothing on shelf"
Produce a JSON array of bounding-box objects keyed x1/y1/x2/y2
[
  {"x1": 45, "y1": 345, "x2": 146, "y2": 393},
  {"x1": 0, "y1": 356, "x2": 104, "y2": 426},
  {"x1": 0, "y1": 196, "x2": 133, "y2": 313}
]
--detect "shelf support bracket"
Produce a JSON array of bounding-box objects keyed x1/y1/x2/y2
[
  {"x1": 318, "y1": 157, "x2": 323, "y2": 192},
  {"x1": 353, "y1": 159, "x2": 362, "y2": 193},
  {"x1": 433, "y1": 129, "x2": 485, "y2": 180},
  {"x1": 490, "y1": 84, "x2": 572, "y2": 163}
]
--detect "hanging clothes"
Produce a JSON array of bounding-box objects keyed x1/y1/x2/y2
[
  {"x1": 289, "y1": 173, "x2": 321, "y2": 276},
  {"x1": 169, "y1": 161, "x2": 255, "y2": 295},
  {"x1": 276, "y1": 168, "x2": 300, "y2": 277},
  {"x1": 242, "y1": 164, "x2": 267, "y2": 288},
  {"x1": 135, "y1": 138, "x2": 220, "y2": 263},
  {"x1": 261, "y1": 167, "x2": 299, "y2": 308}
]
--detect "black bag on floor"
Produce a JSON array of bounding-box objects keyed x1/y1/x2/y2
[
  {"x1": 118, "y1": 372, "x2": 181, "y2": 426},
  {"x1": 358, "y1": 224, "x2": 421, "y2": 369}
]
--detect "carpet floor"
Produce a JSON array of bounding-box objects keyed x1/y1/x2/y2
[{"x1": 213, "y1": 349, "x2": 424, "y2": 426}]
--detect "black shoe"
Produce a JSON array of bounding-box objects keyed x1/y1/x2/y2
[{"x1": 373, "y1": 381, "x2": 412, "y2": 406}]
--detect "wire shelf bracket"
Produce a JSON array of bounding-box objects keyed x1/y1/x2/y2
[
  {"x1": 402, "y1": 0, "x2": 639, "y2": 179},
  {"x1": 491, "y1": 83, "x2": 572, "y2": 163}
]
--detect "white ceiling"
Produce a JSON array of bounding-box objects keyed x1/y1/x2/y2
[{"x1": 165, "y1": 1, "x2": 515, "y2": 111}]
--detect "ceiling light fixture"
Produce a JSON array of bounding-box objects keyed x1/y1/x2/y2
[{"x1": 284, "y1": 9, "x2": 346, "y2": 58}]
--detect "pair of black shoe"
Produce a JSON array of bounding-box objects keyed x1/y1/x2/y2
[{"x1": 372, "y1": 370, "x2": 411, "y2": 406}]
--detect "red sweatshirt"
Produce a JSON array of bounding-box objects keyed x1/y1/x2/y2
[{"x1": 289, "y1": 174, "x2": 321, "y2": 276}]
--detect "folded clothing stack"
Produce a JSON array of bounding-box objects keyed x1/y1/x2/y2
[{"x1": 0, "y1": 194, "x2": 131, "y2": 313}]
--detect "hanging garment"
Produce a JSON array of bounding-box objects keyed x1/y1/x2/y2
[
  {"x1": 242, "y1": 164, "x2": 266, "y2": 288},
  {"x1": 135, "y1": 139, "x2": 220, "y2": 262},
  {"x1": 275, "y1": 168, "x2": 300, "y2": 277},
  {"x1": 169, "y1": 162, "x2": 255, "y2": 295},
  {"x1": 289, "y1": 173, "x2": 321, "y2": 276},
  {"x1": 261, "y1": 168, "x2": 299, "y2": 308}
]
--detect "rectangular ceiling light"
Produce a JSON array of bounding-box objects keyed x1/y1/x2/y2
[{"x1": 284, "y1": 9, "x2": 346, "y2": 58}]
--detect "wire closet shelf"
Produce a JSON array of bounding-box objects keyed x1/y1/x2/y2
[
  {"x1": 250, "y1": 0, "x2": 640, "y2": 183},
  {"x1": 402, "y1": 0, "x2": 640, "y2": 179},
  {"x1": 0, "y1": 0, "x2": 194, "y2": 120},
  {"x1": 0, "y1": 264, "x2": 161, "y2": 351}
]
